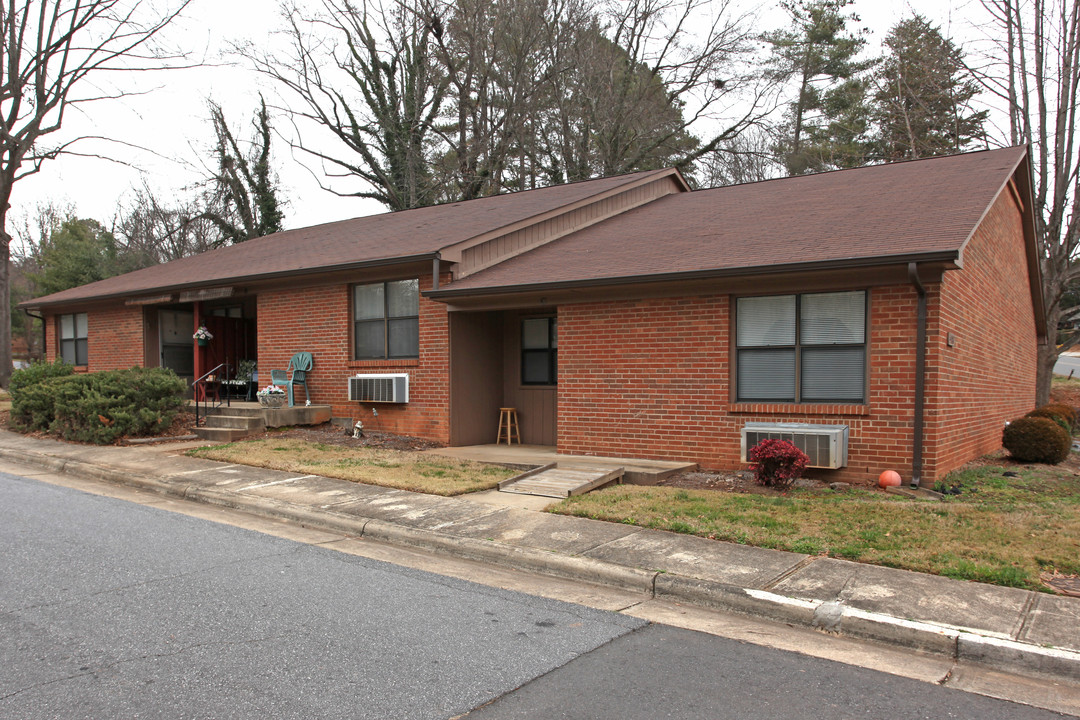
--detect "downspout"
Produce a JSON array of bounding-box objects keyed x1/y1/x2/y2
[
  {"x1": 22, "y1": 308, "x2": 46, "y2": 363},
  {"x1": 907, "y1": 262, "x2": 927, "y2": 489},
  {"x1": 432, "y1": 253, "x2": 441, "y2": 291}
]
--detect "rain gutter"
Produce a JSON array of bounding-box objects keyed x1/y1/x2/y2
[{"x1": 22, "y1": 308, "x2": 46, "y2": 364}]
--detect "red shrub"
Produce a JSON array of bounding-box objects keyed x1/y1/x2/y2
[{"x1": 748, "y1": 439, "x2": 810, "y2": 489}]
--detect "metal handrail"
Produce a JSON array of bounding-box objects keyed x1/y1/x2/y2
[{"x1": 193, "y1": 362, "x2": 232, "y2": 427}]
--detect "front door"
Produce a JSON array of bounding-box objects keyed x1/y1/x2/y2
[{"x1": 159, "y1": 310, "x2": 195, "y2": 383}]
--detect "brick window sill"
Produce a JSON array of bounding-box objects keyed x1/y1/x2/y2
[
  {"x1": 347, "y1": 359, "x2": 420, "y2": 369},
  {"x1": 728, "y1": 403, "x2": 869, "y2": 416}
]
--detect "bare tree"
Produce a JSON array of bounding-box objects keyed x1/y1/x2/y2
[
  {"x1": 974, "y1": 0, "x2": 1080, "y2": 404},
  {"x1": 0, "y1": 0, "x2": 192, "y2": 388},
  {"x1": 595, "y1": 0, "x2": 766, "y2": 174},
  {"x1": 427, "y1": 0, "x2": 582, "y2": 198},
  {"x1": 252, "y1": 0, "x2": 770, "y2": 209},
  {"x1": 432, "y1": 0, "x2": 769, "y2": 191},
  {"x1": 695, "y1": 129, "x2": 779, "y2": 187},
  {"x1": 10, "y1": 202, "x2": 74, "y2": 363},
  {"x1": 112, "y1": 184, "x2": 220, "y2": 266},
  {"x1": 245, "y1": 0, "x2": 448, "y2": 211}
]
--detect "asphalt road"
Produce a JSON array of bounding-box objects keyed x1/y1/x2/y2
[
  {"x1": 1, "y1": 472, "x2": 1070, "y2": 719},
  {"x1": 1055, "y1": 354, "x2": 1080, "y2": 378}
]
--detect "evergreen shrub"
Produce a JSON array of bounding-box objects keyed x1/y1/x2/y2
[
  {"x1": 1003, "y1": 416, "x2": 1072, "y2": 464},
  {"x1": 1026, "y1": 403, "x2": 1078, "y2": 434},
  {"x1": 8, "y1": 360, "x2": 75, "y2": 430},
  {"x1": 9, "y1": 367, "x2": 185, "y2": 444}
]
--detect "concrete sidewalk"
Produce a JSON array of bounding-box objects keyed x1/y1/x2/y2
[{"x1": 1, "y1": 429, "x2": 1078, "y2": 684}]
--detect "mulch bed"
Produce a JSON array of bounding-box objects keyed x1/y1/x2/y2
[
  {"x1": 657, "y1": 469, "x2": 831, "y2": 495},
  {"x1": 1, "y1": 407, "x2": 439, "y2": 452},
  {"x1": 249, "y1": 423, "x2": 443, "y2": 452}
]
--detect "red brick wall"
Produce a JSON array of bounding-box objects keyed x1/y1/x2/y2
[
  {"x1": 43, "y1": 306, "x2": 144, "y2": 372},
  {"x1": 256, "y1": 273, "x2": 450, "y2": 443},
  {"x1": 557, "y1": 296, "x2": 731, "y2": 465},
  {"x1": 44, "y1": 316, "x2": 56, "y2": 363},
  {"x1": 924, "y1": 189, "x2": 1038, "y2": 479},
  {"x1": 557, "y1": 290, "x2": 936, "y2": 484},
  {"x1": 556, "y1": 194, "x2": 1038, "y2": 484}
]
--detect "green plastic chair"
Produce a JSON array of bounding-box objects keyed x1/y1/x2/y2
[{"x1": 271, "y1": 352, "x2": 313, "y2": 407}]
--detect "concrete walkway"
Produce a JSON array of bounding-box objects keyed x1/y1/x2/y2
[
  {"x1": 423, "y1": 443, "x2": 694, "y2": 484},
  {"x1": 1, "y1": 429, "x2": 1078, "y2": 685}
]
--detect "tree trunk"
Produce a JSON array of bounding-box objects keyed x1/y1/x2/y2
[
  {"x1": 1036, "y1": 341, "x2": 1057, "y2": 407},
  {"x1": 0, "y1": 224, "x2": 11, "y2": 389}
]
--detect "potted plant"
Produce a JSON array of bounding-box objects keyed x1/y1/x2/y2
[
  {"x1": 193, "y1": 325, "x2": 214, "y2": 347},
  {"x1": 256, "y1": 384, "x2": 286, "y2": 409},
  {"x1": 236, "y1": 359, "x2": 257, "y2": 383}
]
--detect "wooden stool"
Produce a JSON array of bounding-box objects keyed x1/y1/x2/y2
[{"x1": 497, "y1": 407, "x2": 520, "y2": 445}]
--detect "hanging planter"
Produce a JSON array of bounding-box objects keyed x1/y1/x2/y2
[
  {"x1": 197, "y1": 338, "x2": 208, "y2": 347},
  {"x1": 193, "y1": 325, "x2": 214, "y2": 347}
]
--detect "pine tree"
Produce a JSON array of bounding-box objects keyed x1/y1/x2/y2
[
  {"x1": 764, "y1": 0, "x2": 874, "y2": 175},
  {"x1": 872, "y1": 15, "x2": 988, "y2": 161}
]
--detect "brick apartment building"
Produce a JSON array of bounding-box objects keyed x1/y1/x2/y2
[{"x1": 21, "y1": 146, "x2": 1045, "y2": 486}]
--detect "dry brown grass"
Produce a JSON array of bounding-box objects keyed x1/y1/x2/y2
[
  {"x1": 553, "y1": 460, "x2": 1080, "y2": 591},
  {"x1": 188, "y1": 438, "x2": 516, "y2": 496}
]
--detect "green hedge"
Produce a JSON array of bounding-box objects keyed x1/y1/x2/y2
[
  {"x1": 9, "y1": 365, "x2": 186, "y2": 444},
  {"x1": 8, "y1": 359, "x2": 74, "y2": 395}
]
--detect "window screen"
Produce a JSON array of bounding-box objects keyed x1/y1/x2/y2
[
  {"x1": 737, "y1": 291, "x2": 865, "y2": 403},
  {"x1": 59, "y1": 312, "x2": 88, "y2": 366},
  {"x1": 353, "y1": 279, "x2": 419, "y2": 359}
]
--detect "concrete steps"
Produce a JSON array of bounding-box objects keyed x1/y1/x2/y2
[
  {"x1": 190, "y1": 401, "x2": 333, "y2": 442},
  {"x1": 193, "y1": 411, "x2": 265, "y2": 443},
  {"x1": 499, "y1": 463, "x2": 624, "y2": 498}
]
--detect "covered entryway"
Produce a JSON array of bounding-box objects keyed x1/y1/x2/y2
[
  {"x1": 448, "y1": 309, "x2": 557, "y2": 447},
  {"x1": 143, "y1": 295, "x2": 257, "y2": 394}
]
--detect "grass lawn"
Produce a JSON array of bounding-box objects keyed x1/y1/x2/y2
[
  {"x1": 551, "y1": 460, "x2": 1080, "y2": 591},
  {"x1": 187, "y1": 438, "x2": 517, "y2": 496}
]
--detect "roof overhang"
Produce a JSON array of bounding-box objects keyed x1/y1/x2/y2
[
  {"x1": 425, "y1": 252, "x2": 960, "y2": 311},
  {"x1": 20, "y1": 253, "x2": 440, "y2": 312},
  {"x1": 1014, "y1": 150, "x2": 1048, "y2": 342}
]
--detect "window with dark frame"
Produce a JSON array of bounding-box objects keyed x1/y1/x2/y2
[
  {"x1": 59, "y1": 312, "x2": 88, "y2": 366},
  {"x1": 736, "y1": 291, "x2": 866, "y2": 403},
  {"x1": 521, "y1": 317, "x2": 557, "y2": 385},
  {"x1": 353, "y1": 279, "x2": 420, "y2": 360}
]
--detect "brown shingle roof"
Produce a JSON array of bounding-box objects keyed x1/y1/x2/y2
[
  {"x1": 25, "y1": 168, "x2": 674, "y2": 308},
  {"x1": 433, "y1": 146, "x2": 1029, "y2": 296}
]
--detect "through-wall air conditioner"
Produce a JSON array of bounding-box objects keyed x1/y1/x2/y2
[
  {"x1": 348, "y1": 373, "x2": 409, "y2": 403},
  {"x1": 740, "y1": 422, "x2": 849, "y2": 469}
]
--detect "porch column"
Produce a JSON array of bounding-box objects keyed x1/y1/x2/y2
[{"x1": 193, "y1": 302, "x2": 203, "y2": 383}]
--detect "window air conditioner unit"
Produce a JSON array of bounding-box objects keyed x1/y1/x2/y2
[
  {"x1": 740, "y1": 422, "x2": 849, "y2": 469},
  {"x1": 349, "y1": 373, "x2": 409, "y2": 403}
]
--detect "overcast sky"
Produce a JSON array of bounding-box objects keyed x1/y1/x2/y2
[{"x1": 11, "y1": 0, "x2": 980, "y2": 242}]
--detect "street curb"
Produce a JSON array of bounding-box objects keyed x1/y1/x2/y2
[{"x1": 4, "y1": 445, "x2": 1080, "y2": 683}]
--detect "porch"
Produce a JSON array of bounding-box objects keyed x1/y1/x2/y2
[{"x1": 190, "y1": 401, "x2": 332, "y2": 442}]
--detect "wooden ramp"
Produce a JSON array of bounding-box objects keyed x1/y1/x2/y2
[{"x1": 498, "y1": 463, "x2": 624, "y2": 498}]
